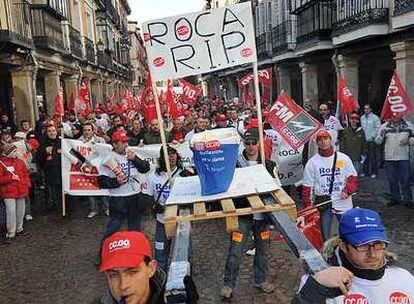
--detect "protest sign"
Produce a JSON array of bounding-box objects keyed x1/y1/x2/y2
[
  {"x1": 143, "y1": 2, "x2": 257, "y2": 81},
  {"x1": 267, "y1": 93, "x2": 323, "y2": 150}
]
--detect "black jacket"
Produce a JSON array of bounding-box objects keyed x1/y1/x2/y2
[{"x1": 38, "y1": 136, "x2": 62, "y2": 184}]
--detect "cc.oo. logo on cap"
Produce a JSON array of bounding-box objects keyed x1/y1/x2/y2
[{"x1": 109, "y1": 239, "x2": 131, "y2": 251}]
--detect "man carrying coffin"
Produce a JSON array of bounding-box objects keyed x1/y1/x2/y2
[{"x1": 97, "y1": 131, "x2": 150, "y2": 239}]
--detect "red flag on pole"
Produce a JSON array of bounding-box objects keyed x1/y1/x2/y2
[
  {"x1": 338, "y1": 76, "x2": 358, "y2": 117},
  {"x1": 55, "y1": 86, "x2": 64, "y2": 118},
  {"x1": 381, "y1": 70, "x2": 413, "y2": 120},
  {"x1": 68, "y1": 92, "x2": 75, "y2": 111},
  {"x1": 77, "y1": 80, "x2": 91, "y2": 115},
  {"x1": 140, "y1": 74, "x2": 157, "y2": 122},
  {"x1": 166, "y1": 80, "x2": 180, "y2": 119},
  {"x1": 179, "y1": 79, "x2": 202, "y2": 106}
]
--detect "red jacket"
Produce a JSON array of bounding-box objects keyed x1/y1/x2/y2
[{"x1": 0, "y1": 156, "x2": 31, "y2": 198}]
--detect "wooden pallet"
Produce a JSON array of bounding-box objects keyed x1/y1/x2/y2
[{"x1": 164, "y1": 188, "x2": 297, "y2": 238}]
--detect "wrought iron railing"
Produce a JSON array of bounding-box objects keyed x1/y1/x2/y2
[
  {"x1": 69, "y1": 25, "x2": 83, "y2": 58},
  {"x1": 256, "y1": 33, "x2": 267, "y2": 57},
  {"x1": 296, "y1": 1, "x2": 333, "y2": 43},
  {"x1": 0, "y1": 0, "x2": 33, "y2": 48},
  {"x1": 106, "y1": 0, "x2": 120, "y2": 24},
  {"x1": 97, "y1": 51, "x2": 113, "y2": 70},
  {"x1": 333, "y1": 0, "x2": 388, "y2": 35},
  {"x1": 272, "y1": 20, "x2": 297, "y2": 54},
  {"x1": 290, "y1": 0, "x2": 333, "y2": 14},
  {"x1": 31, "y1": 8, "x2": 65, "y2": 53},
  {"x1": 84, "y1": 36, "x2": 95, "y2": 63},
  {"x1": 394, "y1": 0, "x2": 414, "y2": 16}
]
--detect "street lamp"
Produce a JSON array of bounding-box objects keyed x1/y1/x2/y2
[{"x1": 97, "y1": 39, "x2": 105, "y2": 52}]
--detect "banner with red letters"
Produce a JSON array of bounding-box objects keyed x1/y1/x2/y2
[
  {"x1": 267, "y1": 92, "x2": 323, "y2": 150},
  {"x1": 381, "y1": 70, "x2": 413, "y2": 120}
]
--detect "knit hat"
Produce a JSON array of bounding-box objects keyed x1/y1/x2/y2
[{"x1": 2, "y1": 143, "x2": 17, "y2": 156}]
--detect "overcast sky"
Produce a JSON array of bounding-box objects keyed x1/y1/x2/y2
[{"x1": 128, "y1": 0, "x2": 205, "y2": 27}]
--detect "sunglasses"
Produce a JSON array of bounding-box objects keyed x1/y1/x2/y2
[{"x1": 245, "y1": 139, "x2": 258, "y2": 146}]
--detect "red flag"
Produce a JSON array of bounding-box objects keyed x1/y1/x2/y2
[
  {"x1": 68, "y1": 92, "x2": 75, "y2": 111},
  {"x1": 381, "y1": 70, "x2": 413, "y2": 120},
  {"x1": 179, "y1": 79, "x2": 202, "y2": 106},
  {"x1": 122, "y1": 89, "x2": 138, "y2": 120},
  {"x1": 140, "y1": 74, "x2": 157, "y2": 122},
  {"x1": 238, "y1": 68, "x2": 273, "y2": 88},
  {"x1": 166, "y1": 80, "x2": 180, "y2": 119},
  {"x1": 338, "y1": 76, "x2": 358, "y2": 117},
  {"x1": 55, "y1": 86, "x2": 64, "y2": 118},
  {"x1": 77, "y1": 80, "x2": 91, "y2": 115}
]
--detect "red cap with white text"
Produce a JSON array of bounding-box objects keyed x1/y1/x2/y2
[{"x1": 100, "y1": 231, "x2": 152, "y2": 273}]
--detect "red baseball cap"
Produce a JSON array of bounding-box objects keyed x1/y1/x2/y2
[
  {"x1": 316, "y1": 129, "x2": 331, "y2": 140},
  {"x1": 350, "y1": 113, "x2": 360, "y2": 121},
  {"x1": 100, "y1": 231, "x2": 153, "y2": 273},
  {"x1": 216, "y1": 114, "x2": 227, "y2": 122},
  {"x1": 112, "y1": 130, "x2": 129, "y2": 143}
]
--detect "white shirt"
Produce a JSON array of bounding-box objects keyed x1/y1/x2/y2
[
  {"x1": 324, "y1": 116, "x2": 344, "y2": 146},
  {"x1": 99, "y1": 152, "x2": 142, "y2": 197},
  {"x1": 299, "y1": 266, "x2": 414, "y2": 304},
  {"x1": 360, "y1": 112, "x2": 381, "y2": 142},
  {"x1": 302, "y1": 151, "x2": 357, "y2": 213},
  {"x1": 184, "y1": 129, "x2": 195, "y2": 142}
]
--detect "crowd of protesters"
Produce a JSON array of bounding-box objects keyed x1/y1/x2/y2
[{"x1": 0, "y1": 93, "x2": 413, "y2": 302}]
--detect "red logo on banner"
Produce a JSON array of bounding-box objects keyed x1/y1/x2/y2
[
  {"x1": 389, "y1": 292, "x2": 410, "y2": 304},
  {"x1": 267, "y1": 92, "x2": 323, "y2": 150},
  {"x1": 339, "y1": 76, "x2": 358, "y2": 117},
  {"x1": 381, "y1": 70, "x2": 413, "y2": 120},
  {"x1": 205, "y1": 140, "x2": 221, "y2": 151},
  {"x1": 153, "y1": 57, "x2": 165, "y2": 67},
  {"x1": 143, "y1": 33, "x2": 150, "y2": 42},
  {"x1": 240, "y1": 47, "x2": 253, "y2": 58},
  {"x1": 176, "y1": 25, "x2": 190, "y2": 36},
  {"x1": 343, "y1": 294, "x2": 369, "y2": 304},
  {"x1": 69, "y1": 174, "x2": 100, "y2": 191}
]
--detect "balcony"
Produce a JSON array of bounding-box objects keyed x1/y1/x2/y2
[
  {"x1": 84, "y1": 37, "x2": 95, "y2": 63},
  {"x1": 0, "y1": 0, "x2": 33, "y2": 49},
  {"x1": 290, "y1": 0, "x2": 332, "y2": 14},
  {"x1": 394, "y1": 0, "x2": 414, "y2": 16},
  {"x1": 295, "y1": 1, "x2": 333, "y2": 53},
  {"x1": 31, "y1": 0, "x2": 68, "y2": 20},
  {"x1": 393, "y1": 0, "x2": 414, "y2": 29},
  {"x1": 272, "y1": 20, "x2": 297, "y2": 55},
  {"x1": 256, "y1": 33, "x2": 267, "y2": 58},
  {"x1": 97, "y1": 50, "x2": 113, "y2": 70},
  {"x1": 31, "y1": 8, "x2": 66, "y2": 53},
  {"x1": 332, "y1": 0, "x2": 388, "y2": 43},
  {"x1": 69, "y1": 25, "x2": 83, "y2": 59},
  {"x1": 106, "y1": 0, "x2": 120, "y2": 26}
]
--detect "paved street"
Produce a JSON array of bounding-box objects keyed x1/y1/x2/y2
[{"x1": 1, "y1": 170, "x2": 413, "y2": 304}]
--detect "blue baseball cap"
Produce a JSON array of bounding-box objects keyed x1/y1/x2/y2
[{"x1": 339, "y1": 208, "x2": 388, "y2": 246}]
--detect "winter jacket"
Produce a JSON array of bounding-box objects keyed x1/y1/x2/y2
[
  {"x1": 360, "y1": 112, "x2": 381, "y2": 142},
  {"x1": 0, "y1": 156, "x2": 30, "y2": 198},
  {"x1": 95, "y1": 267, "x2": 166, "y2": 304},
  {"x1": 292, "y1": 237, "x2": 414, "y2": 304},
  {"x1": 38, "y1": 136, "x2": 62, "y2": 184},
  {"x1": 339, "y1": 127, "x2": 366, "y2": 162},
  {"x1": 375, "y1": 120, "x2": 414, "y2": 161}
]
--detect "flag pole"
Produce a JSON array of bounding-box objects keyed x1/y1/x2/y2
[
  {"x1": 252, "y1": 62, "x2": 266, "y2": 164},
  {"x1": 150, "y1": 78, "x2": 173, "y2": 185}
]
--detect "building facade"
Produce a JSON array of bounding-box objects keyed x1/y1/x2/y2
[
  {"x1": 128, "y1": 21, "x2": 146, "y2": 97},
  {"x1": 0, "y1": 0, "x2": 134, "y2": 126},
  {"x1": 204, "y1": 0, "x2": 414, "y2": 118}
]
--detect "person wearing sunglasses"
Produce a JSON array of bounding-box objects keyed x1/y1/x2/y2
[
  {"x1": 221, "y1": 127, "x2": 278, "y2": 299},
  {"x1": 292, "y1": 208, "x2": 414, "y2": 303}
]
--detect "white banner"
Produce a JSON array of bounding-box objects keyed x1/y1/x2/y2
[
  {"x1": 62, "y1": 139, "x2": 302, "y2": 196},
  {"x1": 143, "y1": 2, "x2": 257, "y2": 81}
]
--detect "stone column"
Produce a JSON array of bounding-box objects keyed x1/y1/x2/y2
[
  {"x1": 391, "y1": 41, "x2": 414, "y2": 106},
  {"x1": 299, "y1": 62, "x2": 319, "y2": 109},
  {"x1": 276, "y1": 66, "x2": 292, "y2": 96},
  {"x1": 337, "y1": 55, "x2": 359, "y2": 102},
  {"x1": 11, "y1": 67, "x2": 37, "y2": 126},
  {"x1": 44, "y1": 70, "x2": 62, "y2": 116},
  {"x1": 64, "y1": 74, "x2": 79, "y2": 108}
]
